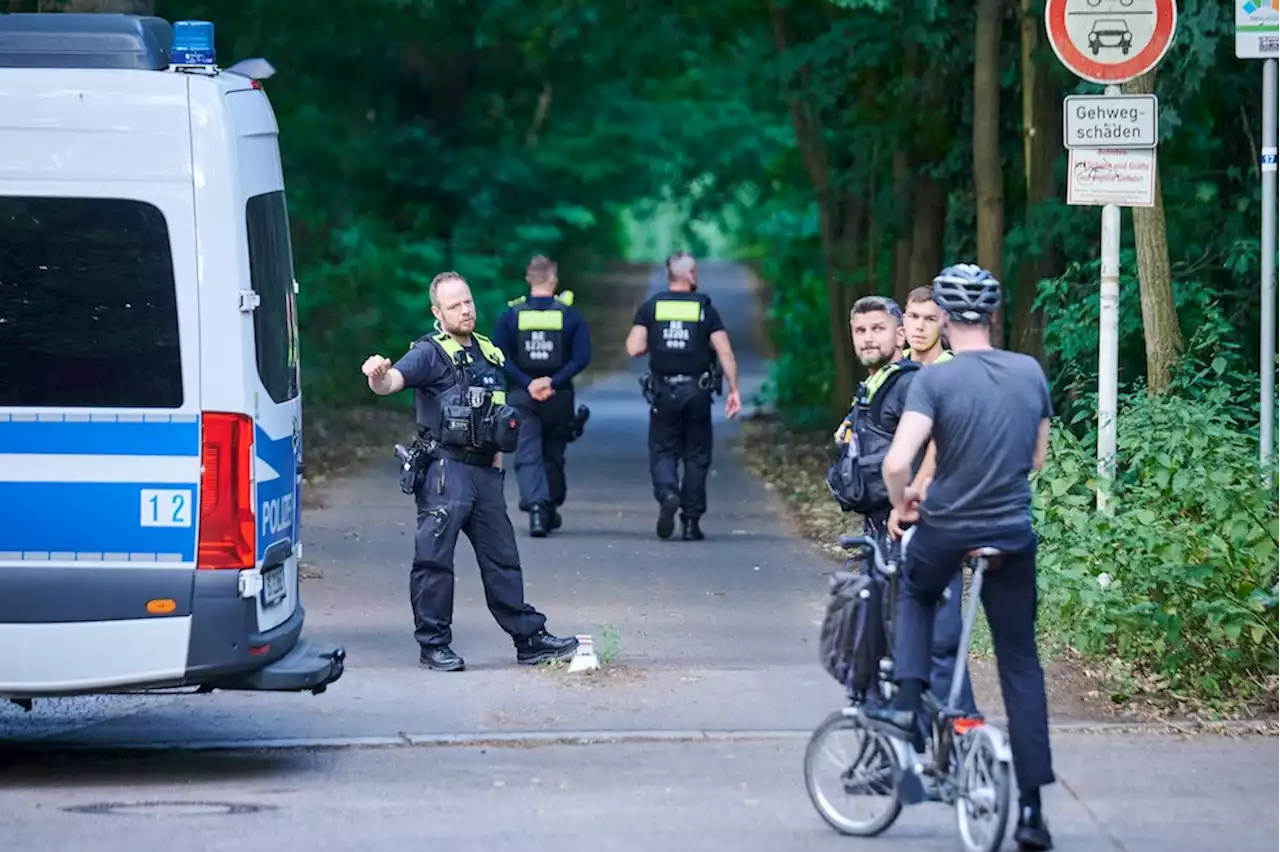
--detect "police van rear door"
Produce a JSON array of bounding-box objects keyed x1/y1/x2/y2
[
  {"x1": 230, "y1": 87, "x2": 302, "y2": 635},
  {"x1": 0, "y1": 66, "x2": 204, "y2": 692}
]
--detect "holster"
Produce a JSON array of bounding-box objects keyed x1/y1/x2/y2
[
  {"x1": 639, "y1": 373, "x2": 656, "y2": 406},
  {"x1": 567, "y1": 405, "x2": 590, "y2": 442},
  {"x1": 394, "y1": 438, "x2": 434, "y2": 495}
]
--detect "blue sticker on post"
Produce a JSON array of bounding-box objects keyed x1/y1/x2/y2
[
  {"x1": 1263, "y1": 147, "x2": 1278, "y2": 174},
  {"x1": 171, "y1": 20, "x2": 216, "y2": 66}
]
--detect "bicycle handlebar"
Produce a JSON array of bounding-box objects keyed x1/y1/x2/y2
[{"x1": 837, "y1": 534, "x2": 891, "y2": 575}]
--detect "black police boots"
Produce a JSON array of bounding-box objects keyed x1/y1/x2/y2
[
  {"x1": 656, "y1": 491, "x2": 680, "y2": 539},
  {"x1": 515, "y1": 629, "x2": 579, "y2": 665},
  {"x1": 420, "y1": 644, "x2": 465, "y2": 672},
  {"x1": 681, "y1": 516, "x2": 704, "y2": 541},
  {"x1": 530, "y1": 502, "x2": 551, "y2": 537}
]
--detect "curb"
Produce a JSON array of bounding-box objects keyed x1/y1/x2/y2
[{"x1": 3, "y1": 720, "x2": 1274, "y2": 755}]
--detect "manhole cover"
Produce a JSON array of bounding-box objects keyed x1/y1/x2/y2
[{"x1": 64, "y1": 801, "x2": 273, "y2": 817}]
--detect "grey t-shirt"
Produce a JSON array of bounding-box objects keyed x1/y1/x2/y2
[{"x1": 904, "y1": 349, "x2": 1053, "y2": 529}]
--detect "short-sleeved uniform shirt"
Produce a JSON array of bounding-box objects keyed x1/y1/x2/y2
[
  {"x1": 632, "y1": 290, "x2": 725, "y2": 376},
  {"x1": 905, "y1": 349, "x2": 1053, "y2": 529}
]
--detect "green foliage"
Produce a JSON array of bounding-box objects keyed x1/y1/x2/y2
[
  {"x1": 1033, "y1": 390, "x2": 1279, "y2": 706},
  {"x1": 148, "y1": 0, "x2": 738, "y2": 405}
]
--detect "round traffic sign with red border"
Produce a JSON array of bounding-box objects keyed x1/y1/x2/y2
[{"x1": 1045, "y1": 0, "x2": 1177, "y2": 85}]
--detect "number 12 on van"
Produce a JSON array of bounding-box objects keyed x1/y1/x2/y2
[{"x1": 140, "y1": 489, "x2": 193, "y2": 528}]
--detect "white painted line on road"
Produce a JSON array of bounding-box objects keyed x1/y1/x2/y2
[{"x1": 6, "y1": 720, "x2": 1273, "y2": 754}]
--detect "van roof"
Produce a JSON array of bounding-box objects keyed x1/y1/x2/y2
[{"x1": 0, "y1": 13, "x2": 173, "y2": 71}]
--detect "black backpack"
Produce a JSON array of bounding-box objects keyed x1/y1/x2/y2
[
  {"x1": 824, "y1": 360, "x2": 920, "y2": 515},
  {"x1": 818, "y1": 566, "x2": 888, "y2": 696}
]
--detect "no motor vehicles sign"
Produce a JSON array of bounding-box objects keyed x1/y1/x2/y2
[{"x1": 1046, "y1": 0, "x2": 1178, "y2": 85}]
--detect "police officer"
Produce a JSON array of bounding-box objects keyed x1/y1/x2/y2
[
  {"x1": 826, "y1": 295, "x2": 979, "y2": 721},
  {"x1": 492, "y1": 255, "x2": 592, "y2": 537},
  {"x1": 902, "y1": 285, "x2": 953, "y2": 365},
  {"x1": 626, "y1": 252, "x2": 741, "y2": 541},
  {"x1": 360, "y1": 271, "x2": 579, "y2": 672}
]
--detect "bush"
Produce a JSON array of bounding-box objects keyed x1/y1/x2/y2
[{"x1": 1033, "y1": 388, "x2": 1279, "y2": 708}]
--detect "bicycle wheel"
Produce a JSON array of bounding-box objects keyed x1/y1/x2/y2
[
  {"x1": 803, "y1": 709, "x2": 903, "y2": 836},
  {"x1": 954, "y1": 725, "x2": 1013, "y2": 852}
]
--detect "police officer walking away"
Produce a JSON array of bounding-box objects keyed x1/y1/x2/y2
[
  {"x1": 492, "y1": 255, "x2": 592, "y2": 537},
  {"x1": 626, "y1": 252, "x2": 741, "y2": 541},
  {"x1": 361, "y1": 271, "x2": 579, "y2": 672}
]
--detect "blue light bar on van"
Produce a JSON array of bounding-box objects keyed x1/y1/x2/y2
[{"x1": 170, "y1": 20, "x2": 215, "y2": 66}]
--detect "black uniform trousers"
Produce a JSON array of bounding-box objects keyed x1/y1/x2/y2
[
  {"x1": 860, "y1": 510, "x2": 978, "y2": 717},
  {"x1": 647, "y1": 378, "x2": 713, "y2": 520},
  {"x1": 893, "y1": 518, "x2": 1055, "y2": 789},
  {"x1": 410, "y1": 457, "x2": 546, "y2": 648},
  {"x1": 509, "y1": 385, "x2": 574, "y2": 512}
]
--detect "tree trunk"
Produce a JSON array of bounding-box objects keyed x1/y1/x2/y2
[
  {"x1": 973, "y1": 0, "x2": 1005, "y2": 347},
  {"x1": 906, "y1": 174, "x2": 947, "y2": 292},
  {"x1": 769, "y1": 2, "x2": 858, "y2": 409},
  {"x1": 865, "y1": 129, "x2": 881, "y2": 293},
  {"x1": 1122, "y1": 70, "x2": 1184, "y2": 392},
  {"x1": 1011, "y1": 0, "x2": 1059, "y2": 364},
  {"x1": 891, "y1": 148, "x2": 914, "y2": 304},
  {"x1": 891, "y1": 45, "x2": 920, "y2": 304}
]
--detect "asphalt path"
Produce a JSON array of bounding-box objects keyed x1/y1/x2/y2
[{"x1": 2, "y1": 261, "x2": 1275, "y2": 851}]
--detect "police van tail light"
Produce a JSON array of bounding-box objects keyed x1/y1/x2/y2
[{"x1": 198, "y1": 412, "x2": 255, "y2": 570}]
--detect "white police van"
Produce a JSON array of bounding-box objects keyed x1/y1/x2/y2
[{"x1": 0, "y1": 13, "x2": 345, "y2": 705}]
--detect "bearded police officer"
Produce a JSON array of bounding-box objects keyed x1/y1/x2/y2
[
  {"x1": 626, "y1": 252, "x2": 741, "y2": 541},
  {"x1": 826, "y1": 295, "x2": 979, "y2": 724},
  {"x1": 361, "y1": 271, "x2": 579, "y2": 672},
  {"x1": 492, "y1": 255, "x2": 592, "y2": 537}
]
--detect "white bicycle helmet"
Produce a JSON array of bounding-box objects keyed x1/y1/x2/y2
[{"x1": 931, "y1": 263, "x2": 1002, "y2": 324}]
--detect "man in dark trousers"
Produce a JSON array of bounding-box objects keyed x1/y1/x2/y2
[
  {"x1": 491, "y1": 255, "x2": 592, "y2": 537},
  {"x1": 866, "y1": 263, "x2": 1056, "y2": 851},
  {"x1": 626, "y1": 252, "x2": 741, "y2": 541},
  {"x1": 360, "y1": 271, "x2": 579, "y2": 672}
]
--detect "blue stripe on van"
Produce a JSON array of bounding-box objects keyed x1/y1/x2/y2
[
  {"x1": 0, "y1": 482, "x2": 197, "y2": 560},
  {"x1": 255, "y1": 425, "x2": 296, "y2": 560},
  {"x1": 0, "y1": 418, "x2": 200, "y2": 456}
]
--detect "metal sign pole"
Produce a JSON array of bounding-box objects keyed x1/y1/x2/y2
[
  {"x1": 1047, "y1": 0, "x2": 1176, "y2": 512},
  {"x1": 1260, "y1": 57, "x2": 1277, "y2": 478},
  {"x1": 1097, "y1": 83, "x2": 1122, "y2": 512}
]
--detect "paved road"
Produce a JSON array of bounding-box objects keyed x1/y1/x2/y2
[{"x1": 2, "y1": 262, "x2": 1276, "y2": 850}]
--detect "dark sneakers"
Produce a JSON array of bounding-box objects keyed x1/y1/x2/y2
[
  {"x1": 656, "y1": 491, "x2": 680, "y2": 539},
  {"x1": 515, "y1": 629, "x2": 579, "y2": 665},
  {"x1": 1014, "y1": 809, "x2": 1054, "y2": 850},
  {"x1": 420, "y1": 644, "x2": 465, "y2": 672},
  {"x1": 681, "y1": 517, "x2": 704, "y2": 541}
]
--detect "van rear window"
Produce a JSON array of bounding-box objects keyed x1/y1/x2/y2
[
  {"x1": 0, "y1": 196, "x2": 183, "y2": 408},
  {"x1": 245, "y1": 191, "x2": 300, "y2": 404}
]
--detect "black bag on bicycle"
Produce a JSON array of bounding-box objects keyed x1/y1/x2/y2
[{"x1": 818, "y1": 566, "x2": 888, "y2": 696}]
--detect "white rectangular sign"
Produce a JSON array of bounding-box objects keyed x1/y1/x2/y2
[
  {"x1": 1237, "y1": 0, "x2": 1279, "y2": 59},
  {"x1": 1067, "y1": 147, "x2": 1156, "y2": 208},
  {"x1": 1063, "y1": 94, "x2": 1158, "y2": 149}
]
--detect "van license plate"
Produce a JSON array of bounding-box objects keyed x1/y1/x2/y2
[{"x1": 262, "y1": 565, "x2": 286, "y2": 607}]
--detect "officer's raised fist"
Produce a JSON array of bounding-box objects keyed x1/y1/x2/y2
[{"x1": 362, "y1": 355, "x2": 392, "y2": 379}]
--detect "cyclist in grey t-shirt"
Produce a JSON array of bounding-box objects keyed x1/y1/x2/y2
[{"x1": 861, "y1": 263, "x2": 1056, "y2": 852}]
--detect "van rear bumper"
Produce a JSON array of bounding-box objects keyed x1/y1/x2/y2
[
  {"x1": 208, "y1": 639, "x2": 345, "y2": 693},
  {"x1": 185, "y1": 582, "x2": 345, "y2": 694}
]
